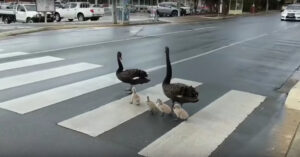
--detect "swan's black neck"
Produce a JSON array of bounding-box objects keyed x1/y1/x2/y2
[
  {"x1": 163, "y1": 48, "x2": 172, "y2": 84},
  {"x1": 117, "y1": 57, "x2": 123, "y2": 73}
]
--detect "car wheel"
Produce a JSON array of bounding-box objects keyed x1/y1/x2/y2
[
  {"x1": 55, "y1": 13, "x2": 61, "y2": 22},
  {"x1": 26, "y1": 18, "x2": 33, "y2": 23},
  {"x1": 3, "y1": 17, "x2": 9, "y2": 24},
  {"x1": 171, "y1": 11, "x2": 178, "y2": 17},
  {"x1": 78, "y1": 13, "x2": 85, "y2": 21}
]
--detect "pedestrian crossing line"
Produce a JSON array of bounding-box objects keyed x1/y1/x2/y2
[
  {"x1": 0, "y1": 52, "x2": 28, "y2": 59},
  {"x1": 0, "y1": 73, "x2": 120, "y2": 114},
  {"x1": 138, "y1": 90, "x2": 266, "y2": 157},
  {"x1": 58, "y1": 78, "x2": 202, "y2": 137},
  {"x1": 0, "y1": 63, "x2": 102, "y2": 91},
  {"x1": 0, "y1": 56, "x2": 63, "y2": 72}
]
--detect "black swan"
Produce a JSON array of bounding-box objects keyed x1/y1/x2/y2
[
  {"x1": 116, "y1": 51, "x2": 150, "y2": 93},
  {"x1": 162, "y1": 47, "x2": 199, "y2": 109}
]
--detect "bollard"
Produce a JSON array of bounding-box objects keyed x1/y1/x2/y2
[{"x1": 251, "y1": 3, "x2": 255, "y2": 14}]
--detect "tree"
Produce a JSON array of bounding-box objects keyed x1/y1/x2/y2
[{"x1": 193, "y1": 0, "x2": 199, "y2": 13}]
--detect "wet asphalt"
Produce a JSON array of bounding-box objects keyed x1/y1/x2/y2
[{"x1": 0, "y1": 12, "x2": 300, "y2": 157}]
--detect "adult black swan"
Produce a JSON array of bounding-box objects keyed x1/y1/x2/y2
[
  {"x1": 162, "y1": 47, "x2": 199, "y2": 109},
  {"x1": 116, "y1": 51, "x2": 150, "y2": 93}
]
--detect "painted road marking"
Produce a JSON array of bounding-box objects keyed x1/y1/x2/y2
[
  {"x1": 146, "y1": 34, "x2": 268, "y2": 72},
  {"x1": 58, "y1": 78, "x2": 201, "y2": 137},
  {"x1": 286, "y1": 82, "x2": 300, "y2": 111},
  {"x1": 34, "y1": 27, "x2": 216, "y2": 54},
  {"x1": 0, "y1": 52, "x2": 28, "y2": 59},
  {"x1": 139, "y1": 90, "x2": 265, "y2": 157},
  {"x1": 0, "y1": 63, "x2": 101, "y2": 91},
  {"x1": 0, "y1": 56, "x2": 63, "y2": 72},
  {"x1": 0, "y1": 49, "x2": 3, "y2": 52},
  {"x1": 0, "y1": 73, "x2": 120, "y2": 114}
]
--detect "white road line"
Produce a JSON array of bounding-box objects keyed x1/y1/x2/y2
[
  {"x1": 146, "y1": 34, "x2": 268, "y2": 72},
  {"x1": 147, "y1": 27, "x2": 216, "y2": 37},
  {"x1": 0, "y1": 73, "x2": 120, "y2": 114},
  {"x1": 0, "y1": 63, "x2": 101, "y2": 91},
  {"x1": 139, "y1": 90, "x2": 265, "y2": 157},
  {"x1": 34, "y1": 27, "x2": 216, "y2": 54},
  {"x1": 275, "y1": 42, "x2": 300, "y2": 48},
  {"x1": 286, "y1": 82, "x2": 300, "y2": 111},
  {"x1": 0, "y1": 49, "x2": 3, "y2": 52},
  {"x1": 0, "y1": 52, "x2": 28, "y2": 59},
  {"x1": 0, "y1": 56, "x2": 63, "y2": 72},
  {"x1": 58, "y1": 78, "x2": 202, "y2": 137}
]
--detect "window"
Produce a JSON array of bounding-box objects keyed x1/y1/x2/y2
[
  {"x1": 17, "y1": 5, "x2": 25, "y2": 12},
  {"x1": 159, "y1": 4, "x2": 165, "y2": 7},
  {"x1": 70, "y1": 3, "x2": 77, "y2": 8},
  {"x1": 287, "y1": 6, "x2": 300, "y2": 10},
  {"x1": 24, "y1": 5, "x2": 37, "y2": 11},
  {"x1": 64, "y1": 3, "x2": 70, "y2": 8},
  {"x1": 80, "y1": 3, "x2": 90, "y2": 8}
]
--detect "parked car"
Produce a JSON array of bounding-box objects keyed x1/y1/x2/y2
[
  {"x1": 154, "y1": 2, "x2": 190, "y2": 17},
  {"x1": 281, "y1": 4, "x2": 300, "y2": 21},
  {"x1": 55, "y1": 2, "x2": 104, "y2": 22},
  {"x1": 0, "y1": 3, "x2": 54, "y2": 24}
]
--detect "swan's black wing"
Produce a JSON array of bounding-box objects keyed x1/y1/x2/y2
[
  {"x1": 119, "y1": 69, "x2": 148, "y2": 79},
  {"x1": 163, "y1": 83, "x2": 187, "y2": 97},
  {"x1": 163, "y1": 83, "x2": 198, "y2": 103},
  {"x1": 117, "y1": 69, "x2": 150, "y2": 84}
]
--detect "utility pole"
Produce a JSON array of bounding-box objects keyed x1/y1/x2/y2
[
  {"x1": 112, "y1": 0, "x2": 117, "y2": 24},
  {"x1": 266, "y1": 0, "x2": 269, "y2": 12}
]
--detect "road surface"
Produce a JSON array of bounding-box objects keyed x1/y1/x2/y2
[{"x1": 0, "y1": 12, "x2": 299, "y2": 157}]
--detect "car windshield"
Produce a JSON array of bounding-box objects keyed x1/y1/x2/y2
[
  {"x1": 25, "y1": 5, "x2": 36, "y2": 11},
  {"x1": 286, "y1": 6, "x2": 300, "y2": 10}
]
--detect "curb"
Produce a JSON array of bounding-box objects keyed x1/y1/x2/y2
[{"x1": 285, "y1": 81, "x2": 300, "y2": 111}]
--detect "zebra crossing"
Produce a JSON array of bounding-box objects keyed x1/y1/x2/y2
[
  {"x1": 58, "y1": 78, "x2": 202, "y2": 137},
  {"x1": 138, "y1": 90, "x2": 265, "y2": 157},
  {"x1": 0, "y1": 56, "x2": 63, "y2": 72},
  {"x1": 0, "y1": 52, "x2": 28, "y2": 59},
  {"x1": 0, "y1": 49, "x2": 267, "y2": 157}
]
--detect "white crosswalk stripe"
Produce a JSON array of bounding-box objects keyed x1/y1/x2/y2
[
  {"x1": 0, "y1": 56, "x2": 63, "y2": 72},
  {"x1": 0, "y1": 73, "x2": 120, "y2": 114},
  {"x1": 138, "y1": 90, "x2": 265, "y2": 157},
  {"x1": 58, "y1": 78, "x2": 202, "y2": 137},
  {"x1": 0, "y1": 63, "x2": 101, "y2": 91},
  {"x1": 0, "y1": 52, "x2": 28, "y2": 59}
]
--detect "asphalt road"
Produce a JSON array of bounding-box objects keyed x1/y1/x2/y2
[{"x1": 0, "y1": 12, "x2": 300, "y2": 157}]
